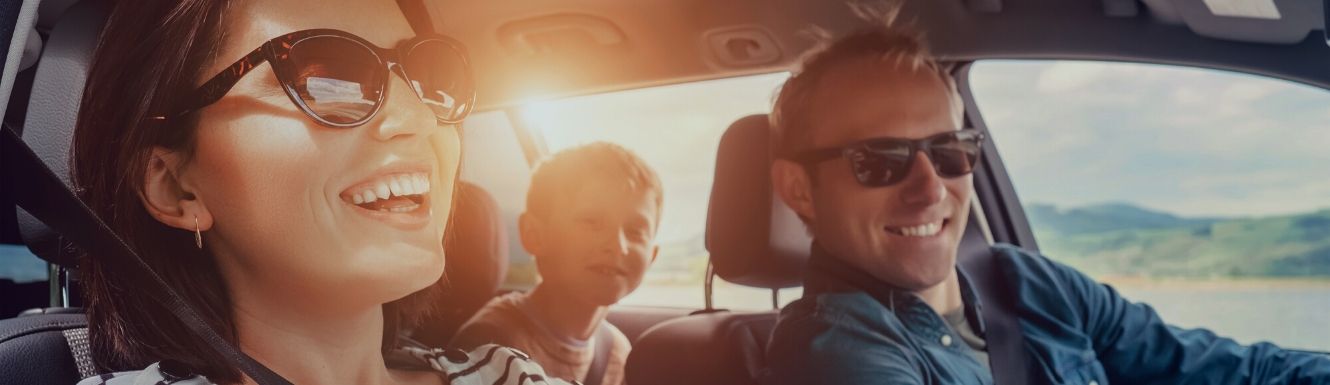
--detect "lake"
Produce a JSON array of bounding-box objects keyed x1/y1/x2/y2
[{"x1": 621, "y1": 279, "x2": 1330, "y2": 352}]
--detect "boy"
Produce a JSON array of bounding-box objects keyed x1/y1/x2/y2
[{"x1": 451, "y1": 142, "x2": 662, "y2": 385}]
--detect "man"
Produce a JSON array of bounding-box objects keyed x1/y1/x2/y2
[{"x1": 762, "y1": 14, "x2": 1330, "y2": 385}]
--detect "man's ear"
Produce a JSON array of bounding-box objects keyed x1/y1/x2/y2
[
  {"x1": 518, "y1": 212, "x2": 547, "y2": 257},
  {"x1": 771, "y1": 159, "x2": 816, "y2": 222},
  {"x1": 140, "y1": 147, "x2": 212, "y2": 233}
]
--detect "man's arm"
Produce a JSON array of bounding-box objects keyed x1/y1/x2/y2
[
  {"x1": 1050, "y1": 258, "x2": 1330, "y2": 385},
  {"x1": 764, "y1": 299, "x2": 925, "y2": 385}
]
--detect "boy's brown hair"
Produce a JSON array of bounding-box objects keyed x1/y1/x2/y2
[{"x1": 526, "y1": 142, "x2": 663, "y2": 223}]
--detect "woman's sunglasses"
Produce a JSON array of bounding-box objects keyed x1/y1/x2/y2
[
  {"x1": 159, "y1": 29, "x2": 475, "y2": 127},
  {"x1": 789, "y1": 129, "x2": 986, "y2": 187}
]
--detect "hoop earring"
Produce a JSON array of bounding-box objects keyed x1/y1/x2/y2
[{"x1": 194, "y1": 215, "x2": 203, "y2": 249}]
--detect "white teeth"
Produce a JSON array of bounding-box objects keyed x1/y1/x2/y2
[
  {"x1": 893, "y1": 221, "x2": 943, "y2": 237},
  {"x1": 402, "y1": 175, "x2": 419, "y2": 195},
  {"x1": 346, "y1": 172, "x2": 431, "y2": 206},
  {"x1": 411, "y1": 175, "x2": 427, "y2": 194}
]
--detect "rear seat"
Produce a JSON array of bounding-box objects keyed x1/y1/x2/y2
[
  {"x1": 411, "y1": 181, "x2": 511, "y2": 347},
  {"x1": 626, "y1": 114, "x2": 810, "y2": 385}
]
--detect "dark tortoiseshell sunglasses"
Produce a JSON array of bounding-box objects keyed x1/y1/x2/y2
[{"x1": 160, "y1": 28, "x2": 475, "y2": 127}]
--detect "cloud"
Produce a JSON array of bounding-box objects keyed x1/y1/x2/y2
[
  {"x1": 1035, "y1": 61, "x2": 1109, "y2": 93},
  {"x1": 973, "y1": 60, "x2": 1330, "y2": 218}
]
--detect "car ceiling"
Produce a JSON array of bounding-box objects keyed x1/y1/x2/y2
[
  {"x1": 427, "y1": 0, "x2": 1330, "y2": 109},
  {"x1": 29, "y1": 0, "x2": 1330, "y2": 110}
]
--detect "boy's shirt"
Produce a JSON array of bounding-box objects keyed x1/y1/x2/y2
[{"x1": 451, "y1": 292, "x2": 632, "y2": 385}]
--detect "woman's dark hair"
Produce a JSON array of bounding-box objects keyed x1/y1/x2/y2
[{"x1": 73, "y1": 1, "x2": 443, "y2": 381}]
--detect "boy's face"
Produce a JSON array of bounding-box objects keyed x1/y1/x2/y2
[{"x1": 523, "y1": 178, "x2": 660, "y2": 306}]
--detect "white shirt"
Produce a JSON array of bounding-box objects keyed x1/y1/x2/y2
[{"x1": 76, "y1": 344, "x2": 577, "y2": 385}]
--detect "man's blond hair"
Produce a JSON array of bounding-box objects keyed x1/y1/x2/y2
[{"x1": 770, "y1": 1, "x2": 964, "y2": 157}]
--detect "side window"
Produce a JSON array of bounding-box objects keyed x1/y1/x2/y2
[
  {"x1": 459, "y1": 111, "x2": 535, "y2": 288},
  {"x1": 518, "y1": 73, "x2": 799, "y2": 309},
  {"x1": 1, "y1": 244, "x2": 49, "y2": 317},
  {"x1": 969, "y1": 60, "x2": 1330, "y2": 351}
]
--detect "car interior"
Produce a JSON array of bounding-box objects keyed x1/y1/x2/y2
[{"x1": 2, "y1": 0, "x2": 1328, "y2": 384}]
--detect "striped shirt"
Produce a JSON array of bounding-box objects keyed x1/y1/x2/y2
[{"x1": 76, "y1": 344, "x2": 577, "y2": 385}]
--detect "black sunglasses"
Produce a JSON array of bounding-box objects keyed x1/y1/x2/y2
[
  {"x1": 159, "y1": 29, "x2": 475, "y2": 127},
  {"x1": 789, "y1": 129, "x2": 986, "y2": 187}
]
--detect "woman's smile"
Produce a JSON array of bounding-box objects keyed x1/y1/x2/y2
[{"x1": 338, "y1": 161, "x2": 437, "y2": 231}]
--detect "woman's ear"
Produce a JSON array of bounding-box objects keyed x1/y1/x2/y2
[
  {"x1": 772, "y1": 159, "x2": 816, "y2": 222},
  {"x1": 140, "y1": 147, "x2": 212, "y2": 233},
  {"x1": 517, "y1": 212, "x2": 546, "y2": 257}
]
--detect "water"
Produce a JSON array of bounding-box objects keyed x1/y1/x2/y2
[
  {"x1": 620, "y1": 281, "x2": 1330, "y2": 352},
  {"x1": 1113, "y1": 283, "x2": 1330, "y2": 352}
]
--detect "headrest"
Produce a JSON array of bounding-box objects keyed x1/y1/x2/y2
[
  {"x1": 705, "y1": 114, "x2": 811, "y2": 289},
  {"x1": 441, "y1": 181, "x2": 510, "y2": 308},
  {"x1": 16, "y1": 1, "x2": 107, "y2": 267}
]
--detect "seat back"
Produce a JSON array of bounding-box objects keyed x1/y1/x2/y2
[
  {"x1": 16, "y1": 0, "x2": 106, "y2": 267},
  {"x1": 627, "y1": 114, "x2": 993, "y2": 385},
  {"x1": 2, "y1": 2, "x2": 121, "y2": 383},
  {"x1": 0, "y1": 313, "x2": 91, "y2": 384},
  {"x1": 411, "y1": 181, "x2": 510, "y2": 347},
  {"x1": 627, "y1": 114, "x2": 797, "y2": 385}
]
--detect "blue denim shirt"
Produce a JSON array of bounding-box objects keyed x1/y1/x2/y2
[{"x1": 764, "y1": 243, "x2": 1330, "y2": 385}]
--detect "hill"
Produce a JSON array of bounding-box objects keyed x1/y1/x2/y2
[{"x1": 1028, "y1": 203, "x2": 1330, "y2": 278}]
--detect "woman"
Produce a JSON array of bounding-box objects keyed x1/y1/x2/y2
[{"x1": 71, "y1": 0, "x2": 566, "y2": 384}]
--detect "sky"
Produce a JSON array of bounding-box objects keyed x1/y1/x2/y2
[
  {"x1": 969, "y1": 60, "x2": 1330, "y2": 218},
  {"x1": 511, "y1": 60, "x2": 1330, "y2": 247}
]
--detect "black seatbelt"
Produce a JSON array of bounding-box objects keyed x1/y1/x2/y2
[
  {"x1": 959, "y1": 246, "x2": 1030, "y2": 385},
  {"x1": 584, "y1": 322, "x2": 615, "y2": 385},
  {"x1": 1, "y1": 125, "x2": 293, "y2": 385}
]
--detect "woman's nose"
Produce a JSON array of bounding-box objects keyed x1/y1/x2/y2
[{"x1": 370, "y1": 74, "x2": 436, "y2": 141}]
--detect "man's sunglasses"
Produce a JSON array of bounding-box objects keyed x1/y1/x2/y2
[
  {"x1": 788, "y1": 129, "x2": 986, "y2": 187},
  {"x1": 159, "y1": 29, "x2": 475, "y2": 127}
]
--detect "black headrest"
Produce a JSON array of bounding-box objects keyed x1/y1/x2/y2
[
  {"x1": 16, "y1": 1, "x2": 107, "y2": 267},
  {"x1": 442, "y1": 181, "x2": 509, "y2": 308},
  {"x1": 705, "y1": 114, "x2": 811, "y2": 289},
  {"x1": 412, "y1": 181, "x2": 509, "y2": 346}
]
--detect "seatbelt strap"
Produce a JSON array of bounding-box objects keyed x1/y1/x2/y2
[
  {"x1": 396, "y1": 0, "x2": 434, "y2": 35},
  {"x1": 960, "y1": 248, "x2": 1030, "y2": 385},
  {"x1": 1, "y1": 126, "x2": 293, "y2": 385},
  {"x1": 584, "y1": 322, "x2": 615, "y2": 385},
  {"x1": 63, "y1": 327, "x2": 96, "y2": 379}
]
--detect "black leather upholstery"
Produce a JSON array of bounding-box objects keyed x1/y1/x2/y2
[
  {"x1": 412, "y1": 181, "x2": 509, "y2": 347},
  {"x1": 16, "y1": 0, "x2": 106, "y2": 267},
  {"x1": 627, "y1": 310, "x2": 777, "y2": 385},
  {"x1": 628, "y1": 115, "x2": 791, "y2": 385},
  {"x1": 0, "y1": 313, "x2": 89, "y2": 385},
  {"x1": 706, "y1": 114, "x2": 811, "y2": 289}
]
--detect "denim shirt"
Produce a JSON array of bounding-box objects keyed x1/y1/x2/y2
[{"x1": 764, "y1": 243, "x2": 1330, "y2": 385}]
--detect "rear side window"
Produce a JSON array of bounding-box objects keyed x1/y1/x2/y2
[
  {"x1": 518, "y1": 73, "x2": 799, "y2": 309},
  {"x1": 969, "y1": 60, "x2": 1330, "y2": 351},
  {"x1": 458, "y1": 111, "x2": 536, "y2": 287},
  {"x1": 1, "y1": 244, "x2": 49, "y2": 317}
]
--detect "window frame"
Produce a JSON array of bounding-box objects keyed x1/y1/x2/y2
[{"x1": 957, "y1": 58, "x2": 1330, "y2": 353}]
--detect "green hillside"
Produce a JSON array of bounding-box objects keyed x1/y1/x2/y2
[{"x1": 1029, "y1": 204, "x2": 1330, "y2": 278}]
